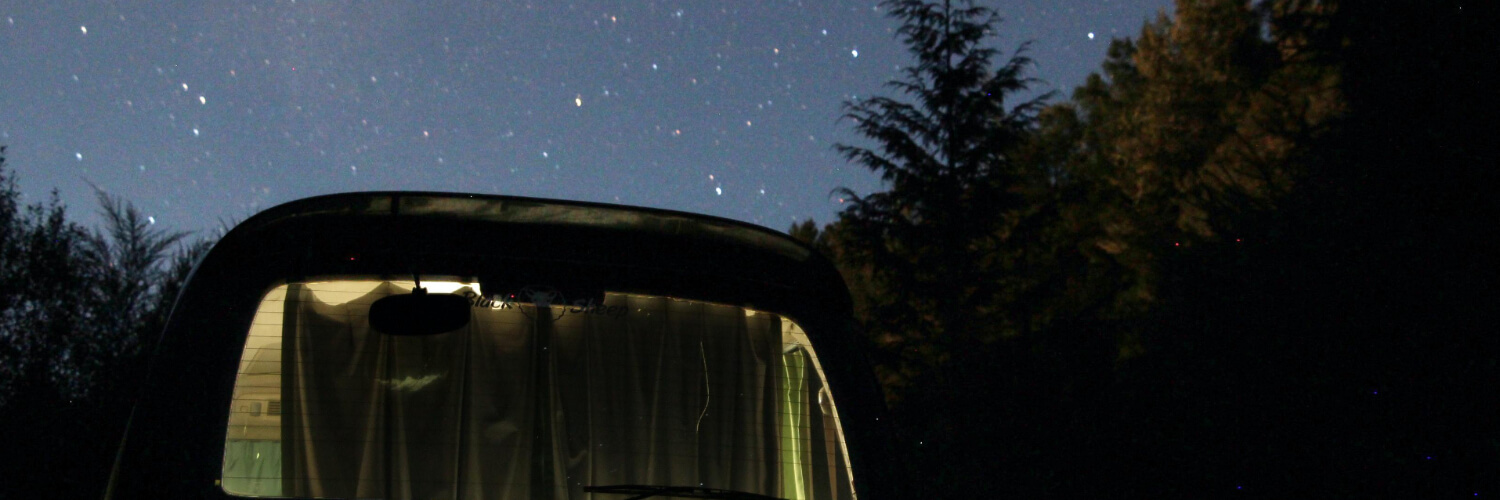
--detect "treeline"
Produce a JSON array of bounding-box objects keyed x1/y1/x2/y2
[
  {"x1": 795, "y1": 0, "x2": 1494, "y2": 496},
  {"x1": 0, "y1": 147, "x2": 212, "y2": 496}
]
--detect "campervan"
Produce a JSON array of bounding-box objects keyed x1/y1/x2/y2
[{"x1": 104, "y1": 192, "x2": 897, "y2": 499}]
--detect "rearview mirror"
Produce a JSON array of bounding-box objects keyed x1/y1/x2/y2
[{"x1": 369, "y1": 289, "x2": 471, "y2": 336}]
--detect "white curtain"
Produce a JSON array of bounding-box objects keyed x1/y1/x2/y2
[{"x1": 221, "y1": 282, "x2": 850, "y2": 499}]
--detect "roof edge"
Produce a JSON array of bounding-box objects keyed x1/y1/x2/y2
[{"x1": 226, "y1": 191, "x2": 814, "y2": 261}]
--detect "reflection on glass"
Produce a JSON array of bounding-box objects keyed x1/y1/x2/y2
[{"x1": 223, "y1": 281, "x2": 854, "y2": 499}]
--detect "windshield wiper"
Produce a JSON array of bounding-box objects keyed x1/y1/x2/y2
[{"x1": 583, "y1": 484, "x2": 785, "y2": 500}]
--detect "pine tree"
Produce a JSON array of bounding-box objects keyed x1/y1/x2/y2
[
  {"x1": 830, "y1": 1, "x2": 1063, "y2": 495},
  {"x1": 834, "y1": 0, "x2": 1050, "y2": 378}
]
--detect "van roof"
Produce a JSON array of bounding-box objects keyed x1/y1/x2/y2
[
  {"x1": 233, "y1": 191, "x2": 812, "y2": 261},
  {"x1": 206, "y1": 191, "x2": 848, "y2": 316}
]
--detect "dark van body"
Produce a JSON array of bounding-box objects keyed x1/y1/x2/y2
[{"x1": 105, "y1": 192, "x2": 898, "y2": 500}]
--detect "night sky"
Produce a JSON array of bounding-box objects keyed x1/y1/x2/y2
[{"x1": 2, "y1": 0, "x2": 1170, "y2": 235}]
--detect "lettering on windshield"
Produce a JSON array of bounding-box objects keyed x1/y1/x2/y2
[{"x1": 460, "y1": 290, "x2": 627, "y2": 319}]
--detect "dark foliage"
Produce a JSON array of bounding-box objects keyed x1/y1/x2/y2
[
  {"x1": 0, "y1": 151, "x2": 214, "y2": 497},
  {"x1": 816, "y1": 0, "x2": 1496, "y2": 496}
]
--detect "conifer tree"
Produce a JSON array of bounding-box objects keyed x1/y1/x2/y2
[{"x1": 834, "y1": 0, "x2": 1050, "y2": 381}]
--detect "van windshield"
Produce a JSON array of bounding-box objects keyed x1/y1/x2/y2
[{"x1": 224, "y1": 281, "x2": 855, "y2": 500}]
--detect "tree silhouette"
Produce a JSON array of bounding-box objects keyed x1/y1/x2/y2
[
  {"x1": 827, "y1": 0, "x2": 1071, "y2": 495},
  {"x1": 816, "y1": 0, "x2": 1495, "y2": 494},
  {"x1": 834, "y1": 0, "x2": 1051, "y2": 386},
  {"x1": 0, "y1": 149, "x2": 214, "y2": 497}
]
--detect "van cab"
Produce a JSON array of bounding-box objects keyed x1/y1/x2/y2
[{"x1": 105, "y1": 192, "x2": 898, "y2": 499}]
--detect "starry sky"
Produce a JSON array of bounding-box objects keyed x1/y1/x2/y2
[{"x1": 1, "y1": 0, "x2": 1170, "y2": 235}]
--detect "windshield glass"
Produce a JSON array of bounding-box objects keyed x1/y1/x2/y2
[{"x1": 223, "y1": 280, "x2": 855, "y2": 499}]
